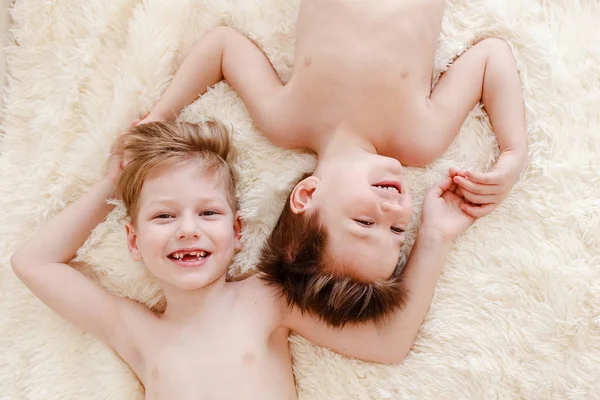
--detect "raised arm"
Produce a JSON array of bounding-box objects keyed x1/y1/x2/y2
[
  {"x1": 10, "y1": 146, "x2": 148, "y2": 370},
  {"x1": 143, "y1": 26, "x2": 292, "y2": 147},
  {"x1": 284, "y1": 176, "x2": 476, "y2": 364},
  {"x1": 428, "y1": 38, "x2": 528, "y2": 217}
]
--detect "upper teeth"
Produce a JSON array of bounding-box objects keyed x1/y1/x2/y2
[
  {"x1": 172, "y1": 251, "x2": 208, "y2": 260},
  {"x1": 375, "y1": 185, "x2": 399, "y2": 193}
]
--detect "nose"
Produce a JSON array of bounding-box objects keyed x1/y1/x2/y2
[
  {"x1": 176, "y1": 216, "x2": 200, "y2": 240},
  {"x1": 381, "y1": 200, "x2": 404, "y2": 216}
]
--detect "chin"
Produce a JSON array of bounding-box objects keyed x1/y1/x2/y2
[
  {"x1": 179, "y1": 273, "x2": 226, "y2": 291},
  {"x1": 172, "y1": 278, "x2": 212, "y2": 291}
]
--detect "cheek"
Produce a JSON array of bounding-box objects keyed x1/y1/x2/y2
[
  {"x1": 212, "y1": 223, "x2": 238, "y2": 249},
  {"x1": 137, "y1": 224, "x2": 171, "y2": 255},
  {"x1": 337, "y1": 190, "x2": 374, "y2": 217}
]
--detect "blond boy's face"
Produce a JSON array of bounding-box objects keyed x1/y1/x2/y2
[
  {"x1": 126, "y1": 160, "x2": 240, "y2": 291},
  {"x1": 292, "y1": 153, "x2": 413, "y2": 281}
]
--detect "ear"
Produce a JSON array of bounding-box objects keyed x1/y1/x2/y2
[
  {"x1": 233, "y1": 212, "x2": 243, "y2": 252},
  {"x1": 290, "y1": 175, "x2": 320, "y2": 214},
  {"x1": 125, "y1": 223, "x2": 143, "y2": 262}
]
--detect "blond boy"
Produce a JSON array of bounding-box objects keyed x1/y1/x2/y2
[{"x1": 12, "y1": 120, "x2": 476, "y2": 399}]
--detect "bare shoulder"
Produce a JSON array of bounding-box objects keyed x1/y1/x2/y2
[
  {"x1": 257, "y1": 86, "x2": 311, "y2": 150},
  {"x1": 235, "y1": 274, "x2": 288, "y2": 329}
]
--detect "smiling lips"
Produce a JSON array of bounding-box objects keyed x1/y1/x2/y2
[
  {"x1": 372, "y1": 180, "x2": 402, "y2": 194},
  {"x1": 168, "y1": 249, "x2": 211, "y2": 268}
]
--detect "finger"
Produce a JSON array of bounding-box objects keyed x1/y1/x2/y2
[
  {"x1": 427, "y1": 177, "x2": 452, "y2": 199},
  {"x1": 449, "y1": 167, "x2": 468, "y2": 178},
  {"x1": 434, "y1": 177, "x2": 454, "y2": 196},
  {"x1": 464, "y1": 169, "x2": 503, "y2": 185},
  {"x1": 453, "y1": 176, "x2": 498, "y2": 195},
  {"x1": 459, "y1": 188, "x2": 499, "y2": 205},
  {"x1": 449, "y1": 182, "x2": 458, "y2": 192},
  {"x1": 461, "y1": 203, "x2": 496, "y2": 218},
  {"x1": 454, "y1": 186, "x2": 466, "y2": 198}
]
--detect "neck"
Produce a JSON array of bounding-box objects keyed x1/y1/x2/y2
[
  {"x1": 314, "y1": 127, "x2": 378, "y2": 172},
  {"x1": 314, "y1": 126, "x2": 377, "y2": 158},
  {"x1": 159, "y1": 275, "x2": 228, "y2": 323}
]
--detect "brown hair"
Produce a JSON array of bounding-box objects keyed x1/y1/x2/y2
[
  {"x1": 258, "y1": 179, "x2": 409, "y2": 328},
  {"x1": 116, "y1": 120, "x2": 235, "y2": 224}
]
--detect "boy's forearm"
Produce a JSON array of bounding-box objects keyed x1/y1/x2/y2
[
  {"x1": 12, "y1": 179, "x2": 117, "y2": 267},
  {"x1": 150, "y1": 29, "x2": 227, "y2": 121},
  {"x1": 383, "y1": 228, "x2": 453, "y2": 361},
  {"x1": 482, "y1": 41, "x2": 527, "y2": 159}
]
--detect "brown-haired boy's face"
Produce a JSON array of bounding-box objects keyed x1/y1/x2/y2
[
  {"x1": 125, "y1": 159, "x2": 241, "y2": 291},
  {"x1": 292, "y1": 153, "x2": 413, "y2": 281}
]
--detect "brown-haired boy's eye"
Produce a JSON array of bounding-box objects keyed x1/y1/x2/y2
[
  {"x1": 201, "y1": 210, "x2": 217, "y2": 216},
  {"x1": 391, "y1": 226, "x2": 405, "y2": 234},
  {"x1": 354, "y1": 219, "x2": 373, "y2": 227}
]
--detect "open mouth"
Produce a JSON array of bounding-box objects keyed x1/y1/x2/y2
[
  {"x1": 372, "y1": 181, "x2": 402, "y2": 194},
  {"x1": 168, "y1": 249, "x2": 211, "y2": 266}
]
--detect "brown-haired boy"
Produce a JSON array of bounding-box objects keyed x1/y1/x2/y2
[
  {"x1": 139, "y1": 0, "x2": 527, "y2": 325},
  {"x1": 12, "y1": 120, "x2": 476, "y2": 399}
]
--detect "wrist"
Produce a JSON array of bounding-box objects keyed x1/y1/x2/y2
[
  {"x1": 417, "y1": 225, "x2": 455, "y2": 248},
  {"x1": 502, "y1": 147, "x2": 527, "y2": 164},
  {"x1": 101, "y1": 177, "x2": 119, "y2": 197},
  {"x1": 148, "y1": 107, "x2": 174, "y2": 123}
]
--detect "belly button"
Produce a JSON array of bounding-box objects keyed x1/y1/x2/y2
[
  {"x1": 401, "y1": 69, "x2": 410, "y2": 79},
  {"x1": 304, "y1": 56, "x2": 312, "y2": 67}
]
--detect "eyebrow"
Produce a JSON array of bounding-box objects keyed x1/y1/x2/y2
[{"x1": 146, "y1": 196, "x2": 226, "y2": 207}]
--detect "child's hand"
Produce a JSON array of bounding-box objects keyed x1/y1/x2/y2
[
  {"x1": 120, "y1": 115, "x2": 156, "y2": 168},
  {"x1": 136, "y1": 111, "x2": 164, "y2": 126},
  {"x1": 420, "y1": 177, "x2": 477, "y2": 243},
  {"x1": 106, "y1": 132, "x2": 126, "y2": 186},
  {"x1": 450, "y1": 150, "x2": 525, "y2": 218}
]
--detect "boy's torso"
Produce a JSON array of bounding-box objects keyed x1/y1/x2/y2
[
  {"x1": 128, "y1": 278, "x2": 297, "y2": 400},
  {"x1": 281, "y1": 0, "x2": 446, "y2": 158}
]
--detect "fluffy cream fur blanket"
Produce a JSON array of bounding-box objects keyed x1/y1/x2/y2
[{"x1": 0, "y1": 0, "x2": 598, "y2": 398}]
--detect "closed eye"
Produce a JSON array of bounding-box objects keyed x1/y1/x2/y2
[{"x1": 391, "y1": 226, "x2": 405, "y2": 234}]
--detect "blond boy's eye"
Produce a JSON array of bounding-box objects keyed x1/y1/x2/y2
[
  {"x1": 391, "y1": 226, "x2": 405, "y2": 234},
  {"x1": 156, "y1": 213, "x2": 173, "y2": 219},
  {"x1": 201, "y1": 210, "x2": 218, "y2": 216}
]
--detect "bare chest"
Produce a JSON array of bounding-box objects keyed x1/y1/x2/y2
[
  {"x1": 286, "y1": 0, "x2": 445, "y2": 147},
  {"x1": 141, "y1": 324, "x2": 295, "y2": 400},
  {"x1": 292, "y1": 0, "x2": 445, "y2": 85}
]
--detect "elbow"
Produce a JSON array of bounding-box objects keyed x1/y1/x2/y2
[
  {"x1": 370, "y1": 340, "x2": 413, "y2": 365},
  {"x1": 379, "y1": 347, "x2": 410, "y2": 365},
  {"x1": 10, "y1": 249, "x2": 31, "y2": 281}
]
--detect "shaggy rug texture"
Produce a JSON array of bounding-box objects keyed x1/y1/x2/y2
[{"x1": 0, "y1": 0, "x2": 599, "y2": 399}]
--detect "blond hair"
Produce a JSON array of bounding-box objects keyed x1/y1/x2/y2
[{"x1": 116, "y1": 120, "x2": 235, "y2": 224}]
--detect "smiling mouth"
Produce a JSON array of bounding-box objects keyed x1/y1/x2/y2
[
  {"x1": 372, "y1": 181, "x2": 401, "y2": 194},
  {"x1": 168, "y1": 250, "x2": 211, "y2": 262}
]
